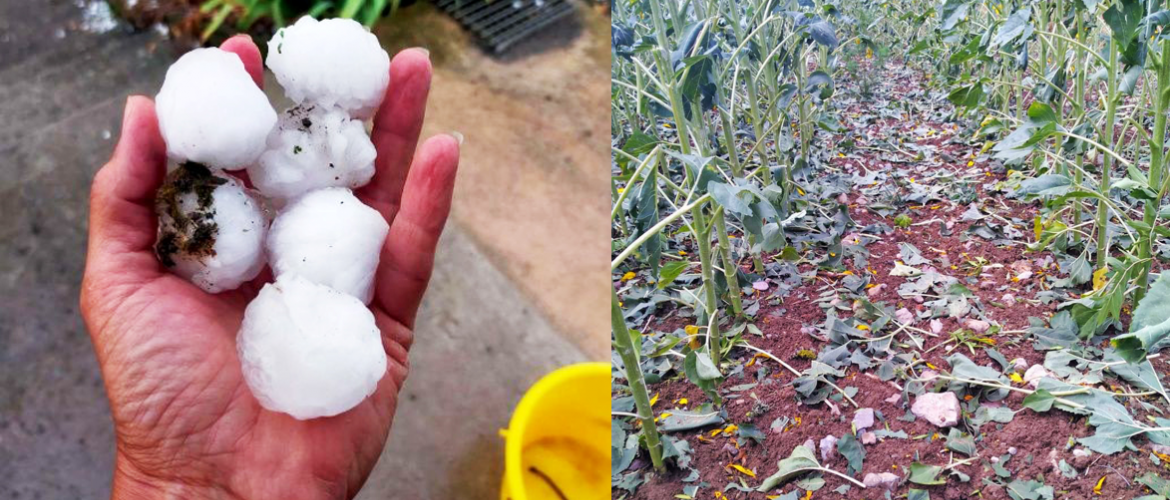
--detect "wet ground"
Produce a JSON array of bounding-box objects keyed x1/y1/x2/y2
[{"x1": 0, "y1": 1, "x2": 606, "y2": 497}]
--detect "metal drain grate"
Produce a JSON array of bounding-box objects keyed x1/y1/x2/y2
[{"x1": 434, "y1": 0, "x2": 575, "y2": 53}]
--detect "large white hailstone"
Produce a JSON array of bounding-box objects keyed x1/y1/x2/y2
[
  {"x1": 155, "y1": 48, "x2": 277, "y2": 170},
  {"x1": 267, "y1": 188, "x2": 388, "y2": 303},
  {"x1": 154, "y1": 163, "x2": 267, "y2": 293},
  {"x1": 238, "y1": 274, "x2": 386, "y2": 420},
  {"x1": 248, "y1": 105, "x2": 377, "y2": 201},
  {"x1": 266, "y1": 17, "x2": 390, "y2": 118}
]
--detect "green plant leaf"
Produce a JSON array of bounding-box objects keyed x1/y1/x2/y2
[
  {"x1": 1025, "y1": 101, "x2": 1057, "y2": 127},
  {"x1": 994, "y1": 7, "x2": 1032, "y2": 46},
  {"x1": 1028, "y1": 311, "x2": 1079, "y2": 350},
  {"x1": 1104, "y1": 0, "x2": 1143, "y2": 45},
  {"x1": 1013, "y1": 174, "x2": 1072, "y2": 197},
  {"x1": 1023, "y1": 389, "x2": 1055, "y2": 412},
  {"x1": 947, "y1": 353, "x2": 1005, "y2": 381},
  {"x1": 1005, "y1": 479, "x2": 1054, "y2": 500},
  {"x1": 807, "y1": 20, "x2": 839, "y2": 49},
  {"x1": 908, "y1": 462, "x2": 946, "y2": 485},
  {"x1": 1112, "y1": 273, "x2": 1170, "y2": 362},
  {"x1": 970, "y1": 406, "x2": 1015, "y2": 427},
  {"x1": 939, "y1": 0, "x2": 969, "y2": 30},
  {"x1": 947, "y1": 81, "x2": 986, "y2": 109},
  {"x1": 837, "y1": 432, "x2": 865, "y2": 476},
  {"x1": 945, "y1": 428, "x2": 976, "y2": 456},
  {"x1": 659, "y1": 410, "x2": 724, "y2": 432},
  {"x1": 657, "y1": 261, "x2": 690, "y2": 290},
  {"x1": 1138, "y1": 473, "x2": 1170, "y2": 496},
  {"x1": 694, "y1": 352, "x2": 721, "y2": 380},
  {"x1": 757, "y1": 445, "x2": 822, "y2": 492}
]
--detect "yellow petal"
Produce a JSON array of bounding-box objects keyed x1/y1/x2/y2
[
  {"x1": 1094, "y1": 267, "x2": 1109, "y2": 291},
  {"x1": 730, "y1": 464, "x2": 756, "y2": 478},
  {"x1": 650, "y1": 392, "x2": 659, "y2": 406},
  {"x1": 622, "y1": 271, "x2": 636, "y2": 281}
]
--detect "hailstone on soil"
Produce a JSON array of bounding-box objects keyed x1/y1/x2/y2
[
  {"x1": 154, "y1": 163, "x2": 267, "y2": 293},
  {"x1": 238, "y1": 274, "x2": 386, "y2": 420},
  {"x1": 266, "y1": 17, "x2": 390, "y2": 118},
  {"x1": 267, "y1": 188, "x2": 388, "y2": 304},
  {"x1": 155, "y1": 48, "x2": 277, "y2": 169},
  {"x1": 248, "y1": 105, "x2": 377, "y2": 202}
]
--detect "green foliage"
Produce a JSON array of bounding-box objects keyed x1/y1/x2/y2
[
  {"x1": 757, "y1": 445, "x2": 822, "y2": 492},
  {"x1": 908, "y1": 462, "x2": 946, "y2": 485},
  {"x1": 1113, "y1": 273, "x2": 1170, "y2": 362},
  {"x1": 1022, "y1": 389, "x2": 1055, "y2": 412},
  {"x1": 836, "y1": 432, "x2": 865, "y2": 476},
  {"x1": 197, "y1": 0, "x2": 396, "y2": 42},
  {"x1": 1005, "y1": 479, "x2": 1054, "y2": 500}
]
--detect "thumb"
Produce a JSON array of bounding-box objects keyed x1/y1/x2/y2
[{"x1": 83, "y1": 96, "x2": 167, "y2": 283}]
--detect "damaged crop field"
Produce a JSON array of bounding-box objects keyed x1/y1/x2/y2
[{"x1": 610, "y1": 0, "x2": 1170, "y2": 499}]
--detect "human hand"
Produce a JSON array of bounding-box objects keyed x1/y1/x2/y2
[{"x1": 80, "y1": 35, "x2": 459, "y2": 500}]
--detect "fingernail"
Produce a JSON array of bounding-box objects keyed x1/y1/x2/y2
[
  {"x1": 412, "y1": 47, "x2": 431, "y2": 59},
  {"x1": 449, "y1": 131, "x2": 464, "y2": 146}
]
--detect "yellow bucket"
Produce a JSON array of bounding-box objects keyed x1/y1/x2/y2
[{"x1": 500, "y1": 362, "x2": 611, "y2": 500}]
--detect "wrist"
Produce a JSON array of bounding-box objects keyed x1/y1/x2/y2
[{"x1": 112, "y1": 452, "x2": 238, "y2": 500}]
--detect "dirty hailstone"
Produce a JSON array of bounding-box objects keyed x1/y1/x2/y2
[
  {"x1": 266, "y1": 188, "x2": 388, "y2": 304},
  {"x1": 250, "y1": 18, "x2": 389, "y2": 200},
  {"x1": 248, "y1": 105, "x2": 377, "y2": 202},
  {"x1": 238, "y1": 274, "x2": 386, "y2": 420},
  {"x1": 154, "y1": 163, "x2": 267, "y2": 293}
]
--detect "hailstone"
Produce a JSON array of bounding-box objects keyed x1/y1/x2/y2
[
  {"x1": 154, "y1": 163, "x2": 267, "y2": 293},
  {"x1": 267, "y1": 188, "x2": 388, "y2": 304},
  {"x1": 266, "y1": 17, "x2": 390, "y2": 118},
  {"x1": 248, "y1": 105, "x2": 377, "y2": 202},
  {"x1": 155, "y1": 48, "x2": 277, "y2": 170},
  {"x1": 238, "y1": 274, "x2": 386, "y2": 420}
]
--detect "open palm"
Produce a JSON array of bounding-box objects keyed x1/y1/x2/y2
[{"x1": 79, "y1": 37, "x2": 458, "y2": 500}]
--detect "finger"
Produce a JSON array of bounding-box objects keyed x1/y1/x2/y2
[
  {"x1": 360, "y1": 48, "x2": 432, "y2": 222},
  {"x1": 373, "y1": 134, "x2": 459, "y2": 329},
  {"x1": 369, "y1": 309, "x2": 411, "y2": 417},
  {"x1": 221, "y1": 34, "x2": 264, "y2": 88},
  {"x1": 373, "y1": 309, "x2": 413, "y2": 364},
  {"x1": 87, "y1": 96, "x2": 168, "y2": 261}
]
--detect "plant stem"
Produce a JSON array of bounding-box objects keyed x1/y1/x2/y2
[
  {"x1": 611, "y1": 288, "x2": 665, "y2": 471},
  {"x1": 933, "y1": 375, "x2": 1086, "y2": 410},
  {"x1": 693, "y1": 207, "x2": 723, "y2": 365},
  {"x1": 1072, "y1": 11, "x2": 1087, "y2": 240},
  {"x1": 714, "y1": 209, "x2": 744, "y2": 316},
  {"x1": 1137, "y1": 33, "x2": 1170, "y2": 302},
  {"x1": 717, "y1": 108, "x2": 742, "y2": 176},
  {"x1": 1096, "y1": 38, "x2": 1118, "y2": 269}
]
